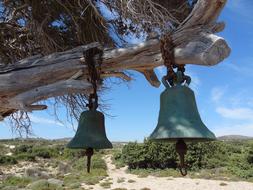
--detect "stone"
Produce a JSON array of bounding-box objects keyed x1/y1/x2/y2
[
  {"x1": 24, "y1": 168, "x2": 50, "y2": 179},
  {"x1": 57, "y1": 162, "x2": 70, "y2": 174},
  {"x1": 47, "y1": 178, "x2": 63, "y2": 186}
]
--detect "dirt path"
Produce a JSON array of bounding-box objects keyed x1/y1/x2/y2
[{"x1": 81, "y1": 155, "x2": 253, "y2": 190}]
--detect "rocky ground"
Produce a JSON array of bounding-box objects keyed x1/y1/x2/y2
[
  {"x1": 0, "y1": 142, "x2": 253, "y2": 190},
  {"x1": 82, "y1": 155, "x2": 253, "y2": 190}
]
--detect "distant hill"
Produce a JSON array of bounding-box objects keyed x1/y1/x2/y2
[{"x1": 218, "y1": 135, "x2": 253, "y2": 141}]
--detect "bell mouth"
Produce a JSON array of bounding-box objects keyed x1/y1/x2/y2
[{"x1": 149, "y1": 137, "x2": 216, "y2": 143}]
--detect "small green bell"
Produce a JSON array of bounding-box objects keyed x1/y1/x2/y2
[
  {"x1": 67, "y1": 110, "x2": 112, "y2": 172},
  {"x1": 149, "y1": 71, "x2": 216, "y2": 175},
  {"x1": 67, "y1": 110, "x2": 112, "y2": 149}
]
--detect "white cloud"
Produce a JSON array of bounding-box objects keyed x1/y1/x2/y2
[
  {"x1": 155, "y1": 66, "x2": 166, "y2": 78},
  {"x1": 216, "y1": 106, "x2": 253, "y2": 120},
  {"x1": 30, "y1": 115, "x2": 64, "y2": 127},
  {"x1": 225, "y1": 61, "x2": 253, "y2": 78},
  {"x1": 213, "y1": 122, "x2": 253, "y2": 137},
  {"x1": 247, "y1": 98, "x2": 253, "y2": 107},
  {"x1": 227, "y1": 0, "x2": 253, "y2": 24},
  {"x1": 211, "y1": 87, "x2": 226, "y2": 103}
]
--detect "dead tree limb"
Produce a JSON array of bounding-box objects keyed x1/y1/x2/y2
[{"x1": 0, "y1": 0, "x2": 231, "y2": 119}]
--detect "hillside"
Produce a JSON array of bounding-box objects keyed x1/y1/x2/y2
[
  {"x1": 0, "y1": 139, "x2": 253, "y2": 189},
  {"x1": 218, "y1": 135, "x2": 253, "y2": 141}
]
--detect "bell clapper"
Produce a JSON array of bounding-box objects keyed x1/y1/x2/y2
[
  {"x1": 86, "y1": 147, "x2": 94, "y2": 173},
  {"x1": 175, "y1": 139, "x2": 188, "y2": 176}
]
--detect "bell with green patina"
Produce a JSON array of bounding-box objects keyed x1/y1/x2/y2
[
  {"x1": 149, "y1": 72, "x2": 216, "y2": 142},
  {"x1": 67, "y1": 110, "x2": 112, "y2": 149}
]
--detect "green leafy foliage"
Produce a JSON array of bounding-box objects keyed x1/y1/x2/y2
[
  {"x1": 28, "y1": 179, "x2": 63, "y2": 190},
  {"x1": 246, "y1": 143, "x2": 253, "y2": 164},
  {"x1": 2, "y1": 176, "x2": 32, "y2": 188},
  {"x1": 120, "y1": 140, "x2": 177, "y2": 169},
  {"x1": 0, "y1": 155, "x2": 17, "y2": 165},
  {"x1": 0, "y1": 139, "x2": 108, "y2": 189},
  {"x1": 13, "y1": 143, "x2": 63, "y2": 160},
  {"x1": 116, "y1": 139, "x2": 253, "y2": 180},
  {"x1": 15, "y1": 153, "x2": 36, "y2": 162},
  {"x1": 14, "y1": 144, "x2": 33, "y2": 154}
]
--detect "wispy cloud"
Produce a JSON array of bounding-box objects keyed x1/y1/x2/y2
[
  {"x1": 227, "y1": 0, "x2": 253, "y2": 24},
  {"x1": 213, "y1": 122, "x2": 253, "y2": 137},
  {"x1": 216, "y1": 106, "x2": 253, "y2": 120},
  {"x1": 30, "y1": 115, "x2": 65, "y2": 127},
  {"x1": 225, "y1": 61, "x2": 253, "y2": 78},
  {"x1": 209, "y1": 83, "x2": 253, "y2": 137},
  {"x1": 211, "y1": 87, "x2": 227, "y2": 103}
]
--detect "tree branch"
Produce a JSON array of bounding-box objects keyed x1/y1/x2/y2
[{"x1": 0, "y1": 0, "x2": 230, "y2": 119}]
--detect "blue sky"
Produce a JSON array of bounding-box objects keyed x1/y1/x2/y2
[{"x1": 1, "y1": 0, "x2": 253, "y2": 141}]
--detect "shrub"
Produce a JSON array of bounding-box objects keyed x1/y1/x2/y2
[
  {"x1": 15, "y1": 153, "x2": 36, "y2": 162},
  {"x1": 61, "y1": 148, "x2": 85, "y2": 159},
  {"x1": 28, "y1": 179, "x2": 63, "y2": 190},
  {"x1": 118, "y1": 139, "x2": 253, "y2": 180},
  {"x1": 2, "y1": 176, "x2": 32, "y2": 187},
  {"x1": 63, "y1": 152, "x2": 107, "y2": 187},
  {"x1": 246, "y1": 144, "x2": 253, "y2": 164},
  {"x1": 228, "y1": 153, "x2": 253, "y2": 179},
  {"x1": 14, "y1": 144, "x2": 33, "y2": 154},
  {"x1": 121, "y1": 140, "x2": 177, "y2": 169},
  {"x1": 32, "y1": 147, "x2": 55, "y2": 159},
  {"x1": 0, "y1": 155, "x2": 17, "y2": 165},
  {"x1": 92, "y1": 154, "x2": 107, "y2": 170}
]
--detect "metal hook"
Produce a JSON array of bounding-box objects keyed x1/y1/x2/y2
[
  {"x1": 178, "y1": 153, "x2": 187, "y2": 176},
  {"x1": 176, "y1": 139, "x2": 188, "y2": 176},
  {"x1": 86, "y1": 147, "x2": 94, "y2": 173},
  {"x1": 179, "y1": 165, "x2": 187, "y2": 176}
]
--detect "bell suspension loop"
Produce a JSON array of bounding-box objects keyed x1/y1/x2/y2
[{"x1": 160, "y1": 34, "x2": 191, "y2": 88}]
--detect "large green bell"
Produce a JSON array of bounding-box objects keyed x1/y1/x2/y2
[
  {"x1": 149, "y1": 71, "x2": 216, "y2": 176},
  {"x1": 67, "y1": 110, "x2": 112, "y2": 149},
  {"x1": 149, "y1": 84, "x2": 216, "y2": 142}
]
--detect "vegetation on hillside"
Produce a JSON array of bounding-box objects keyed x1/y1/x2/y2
[
  {"x1": 1, "y1": 138, "x2": 253, "y2": 190},
  {"x1": 0, "y1": 139, "x2": 108, "y2": 190},
  {"x1": 114, "y1": 139, "x2": 253, "y2": 181}
]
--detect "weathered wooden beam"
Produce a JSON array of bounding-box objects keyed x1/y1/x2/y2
[
  {"x1": 3, "y1": 80, "x2": 92, "y2": 111},
  {"x1": 0, "y1": 0, "x2": 231, "y2": 118}
]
